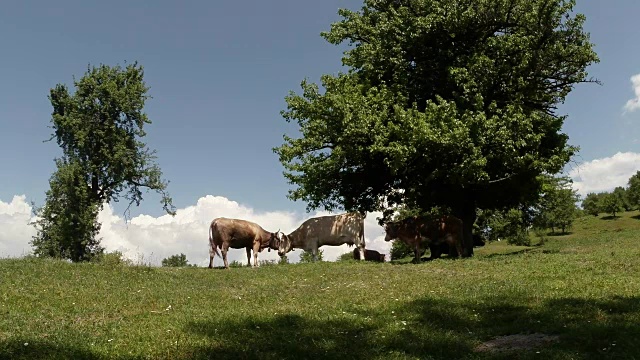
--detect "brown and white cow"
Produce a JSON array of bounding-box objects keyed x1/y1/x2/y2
[
  {"x1": 353, "y1": 248, "x2": 385, "y2": 262},
  {"x1": 277, "y1": 212, "x2": 366, "y2": 262},
  {"x1": 384, "y1": 215, "x2": 463, "y2": 263},
  {"x1": 208, "y1": 217, "x2": 280, "y2": 269}
]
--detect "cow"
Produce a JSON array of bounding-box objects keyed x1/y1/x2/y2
[
  {"x1": 429, "y1": 233, "x2": 486, "y2": 259},
  {"x1": 208, "y1": 217, "x2": 280, "y2": 269},
  {"x1": 384, "y1": 215, "x2": 463, "y2": 263},
  {"x1": 353, "y1": 248, "x2": 385, "y2": 262},
  {"x1": 277, "y1": 212, "x2": 366, "y2": 262}
]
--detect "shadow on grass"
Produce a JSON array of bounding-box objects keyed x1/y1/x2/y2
[
  {"x1": 545, "y1": 231, "x2": 573, "y2": 237},
  {"x1": 479, "y1": 248, "x2": 534, "y2": 259},
  {"x1": 183, "y1": 295, "x2": 640, "y2": 360},
  {"x1": 0, "y1": 339, "x2": 122, "y2": 360},
  {"x1": 631, "y1": 214, "x2": 640, "y2": 220},
  {"x1": 601, "y1": 215, "x2": 620, "y2": 220}
]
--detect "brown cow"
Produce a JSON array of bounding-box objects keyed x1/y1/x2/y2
[
  {"x1": 353, "y1": 248, "x2": 386, "y2": 262},
  {"x1": 384, "y1": 215, "x2": 463, "y2": 263},
  {"x1": 208, "y1": 217, "x2": 280, "y2": 269},
  {"x1": 277, "y1": 212, "x2": 366, "y2": 262}
]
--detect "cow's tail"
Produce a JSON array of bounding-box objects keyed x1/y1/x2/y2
[{"x1": 209, "y1": 221, "x2": 221, "y2": 258}]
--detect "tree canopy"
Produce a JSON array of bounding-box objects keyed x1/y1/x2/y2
[
  {"x1": 31, "y1": 62, "x2": 176, "y2": 261},
  {"x1": 274, "y1": 0, "x2": 599, "y2": 256}
]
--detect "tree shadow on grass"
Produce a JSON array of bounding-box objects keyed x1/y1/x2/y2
[
  {"x1": 0, "y1": 339, "x2": 133, "y2": 360},
  {"x1": 631, "y1": 214, "x2": 640, "y2": 220},
  {"x1": 184, "y1": 295, "x2": 640, "y2": 360},
  {"x1": 185, "y1": 312, "x2": 474, "y2": 360},
  {"x1": 600, "y1": 215, "x2": 620, "y2": 220}
]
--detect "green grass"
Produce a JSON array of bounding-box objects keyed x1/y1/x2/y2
[{"x1": 2, "y1": 212, "x2": 640, "y2": 359}]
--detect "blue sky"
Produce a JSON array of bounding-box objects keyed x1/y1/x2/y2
[{"x1": 1, "y1": 1, "x2": 640, "y2": 264}]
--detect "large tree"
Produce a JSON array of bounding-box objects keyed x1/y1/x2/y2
[
  {"x1": 31, "y1": 62, "x2": 176, "y2": 261},
  {"x1": 274, "y1": 0, "x2": 599, "y2": 256}
]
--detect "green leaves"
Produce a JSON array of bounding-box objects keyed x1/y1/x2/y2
[
  {"x1": 275, "y1": 0, "x2": 598, "y2": 222},
  {"x1": 31, "y1": 62, "x2": 175, "y2": 262}
]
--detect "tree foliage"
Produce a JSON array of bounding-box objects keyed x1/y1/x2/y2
[
  {"x1": 600, "y1": 192, "x2": 624, "y2": 217},
  {"x1": 31, "y1": 62, "x2": 176, "y2": 262},
  {"x1": 534, "y1": 175, "x2": 579, "y2": 234},
  {"x1": 581, "y1": 192, "x2": 602, "y2": 216},
  {"x1": 299, "y1": 249, "x2": 324, "y2": 263},
  {"x1": 627, "y1": 171, "x2": 640, "y2": 209},
  {"x1": 274, "y1": 0, "x2": 599, "y2": 257},
  {"x1": 30, "y1": 159, "x2": 104, "y2": 262},
  {"x1": 161, "y1": 253, "x2": 196, "y2": 267}
]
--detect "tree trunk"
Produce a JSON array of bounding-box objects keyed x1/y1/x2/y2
[{"x1": 455, "y1": 201, "x2": 476, "y2": 258}]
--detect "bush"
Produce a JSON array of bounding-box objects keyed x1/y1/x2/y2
[
  {"x1": 390, "y1": 240, "x2": 414, "y2": 260},
  {"x1": 338, "y1": 251, "x2": 355, "y2": 262},
  {"x1": 92, "y1": 251, "x2": 133, "y2": 267}
]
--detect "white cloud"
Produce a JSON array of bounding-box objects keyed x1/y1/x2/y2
[
  {"x1": 0, "y1": 194, "x2": 390, "y2": 267},
  {"x1": 569, "y1": 152, "x2": 640, "y2": 196},
  {"x1": 0, "y1": 195, "x2": 36, "y2": 258},
  {"x1": 623, "y1": 74, "x2": 640, "y2": 113}
]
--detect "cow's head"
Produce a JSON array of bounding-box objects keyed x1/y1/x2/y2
[
  {"x1": 383, "y1": 222, "x2": 399, "y2": 242},
  {"x1": 277, "y1": 231, "x2": 292, "y2": 257},
  {"x1": 267, "y1": 229, "x2": 281, "y2": 252}
]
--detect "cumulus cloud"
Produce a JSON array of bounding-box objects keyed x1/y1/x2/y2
[
  {"x1": 623, "y1": 74, "x2": 640, "y2": 113},
  {"x1": 0, "y1": 194, "x2": 390, "y2": 267},
  {"x1": 0, "y1": 195, "x2": 36, "y2": 258},
  {"x1": 569, "y1": 152, "x2": 640, "y2": 196}
]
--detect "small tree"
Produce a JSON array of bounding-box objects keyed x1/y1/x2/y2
[
  {"x1": 31, "y1": 62, "x2": 176, "y2": 262},
  {"x1": 612, "y1": 186, "x2": 633, "y2": 212},
  {"x1": 534, "y1": 175, "x2": 579, "y2": 234},
  {"x1": 299, "y1": 249, "x2": 324, "y2": 263},
  {"x1": 581, "y1": 192, "x2": 601, "y2": 216},
  {"x1": 600, "y1": 192, "x2": 624, "y2": 217},
  {"x1": 627, "y1": 171, "x2": 640, "y2": 210},
  {"x1": 161, "y1": 253, "x2": 193, "y2": 267}
]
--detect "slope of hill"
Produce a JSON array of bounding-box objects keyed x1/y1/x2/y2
[{"x1": 2, "y1": 212, "x2": 640, "y2": 359}]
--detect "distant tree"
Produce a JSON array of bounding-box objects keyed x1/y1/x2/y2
[
  {"x1": 483, "y1": 207, "x2": 532, "y2": 246},
  {"x1": 299, "y1": 249, "x2": 324, "y2": 263},
  {"x1": 627, "y1": 171, "x2": 640, "y2": 209},
  {"x1": 581, "y1": 192, "x2": 602, "y2": 216},
  {"x1": 161, "y1": 253, "x2": 195, "y2": 267},
  {"x1": 612, "y1": 186, "x2": 633, "y2": 212},
  {"x1": 534, "y1": 175, "x2": 580, "y2": 233},
  {"x1": 600, "y1": 192, "x2": 624, "y2": 217},
  {"x1": 30, "y1": 62, "x2": 176, "y2": 262},
  {"x1": 273, "y1": 0, "x2": 599, "y2": 258}
]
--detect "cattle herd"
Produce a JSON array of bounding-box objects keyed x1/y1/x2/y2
[{"x1": 208, "y1": 212, "x2": 484, "y2": 269}]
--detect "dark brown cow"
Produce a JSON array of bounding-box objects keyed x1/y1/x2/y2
[
  {"x1": 384, "y1": 215, "x2": 463, "y2": 263},
  {"x1": 208, "y1": 217, "x2": 279, "y2": 269},
  {"x1": 353, "y1": 248, "x2": 386, "y2": 262},
  {"x1": 429, "y1": 233, "x2": 485, "y2": 258}
]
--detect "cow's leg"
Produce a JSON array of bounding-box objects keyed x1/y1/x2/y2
[
  {"x1": 429, "y1": 243, "x2": 443, "y2": 259},
  {"x1": 221, "y1": 243, "x2": 230, "y2": 269},
  {"x1": 414, "y1": 243, "x2": 421, "y2": 263},
  {"x1": 246, "y1": 247, "x2": 252, "y2": 267},
  {"x1": 252, "y1": 241, "x2": 261, "y2": 267},
  {"x1": 208, "y1": 254, "x2": 214, "y2": 269},
  {"x1": 358, "y1": 242, "x2": 366, "y2": 261},
  {"x1": 454, "y1": 234, "x2": 464, "y2": 258}
]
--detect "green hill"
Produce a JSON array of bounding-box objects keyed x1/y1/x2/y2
[{"x1": 2, "y1": 212, "x2": 640, "y2": 359}]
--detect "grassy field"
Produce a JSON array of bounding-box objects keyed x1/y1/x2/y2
[{"x1": 2, "y1": 212, "x2": 640, "y2": 359}]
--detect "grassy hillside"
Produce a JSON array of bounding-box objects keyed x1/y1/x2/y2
[{"x1": 2, "y1": 212, "x2": 640, "y2": 359}]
